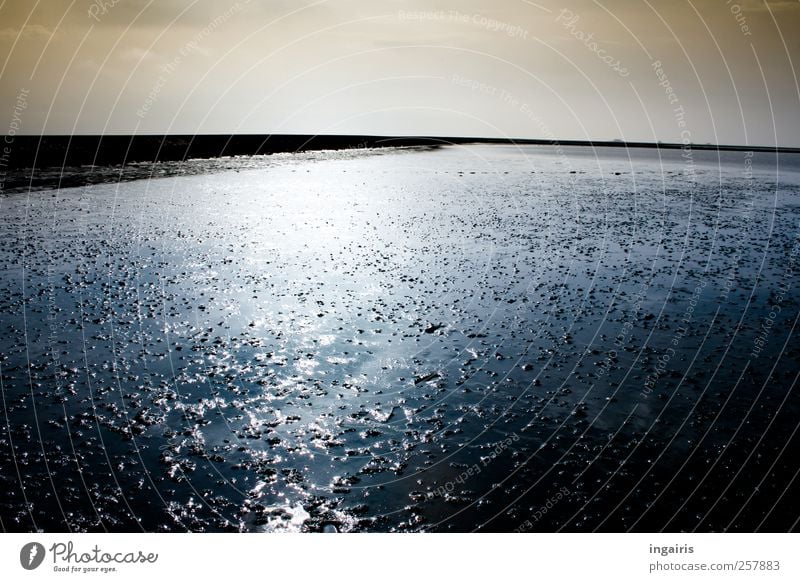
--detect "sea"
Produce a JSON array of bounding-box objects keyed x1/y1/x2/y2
[{"x1": 1, "y1": 144, "x2": 799, "y2": 532}]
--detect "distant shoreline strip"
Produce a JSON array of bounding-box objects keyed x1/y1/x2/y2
[{"x1": 4, "y1": 134, "x2": 798, "y2": 170}]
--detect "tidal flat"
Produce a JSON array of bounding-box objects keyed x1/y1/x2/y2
[{"x1": 1, "y1": 144, "x2": 798, "y2": 532}]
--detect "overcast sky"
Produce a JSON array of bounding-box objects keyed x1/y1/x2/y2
[{"x1": 1, "y1": 0, "x2": 798, "y2": 146}]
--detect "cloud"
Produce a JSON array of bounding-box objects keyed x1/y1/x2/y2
[
  {"x1": 118, "y1": 46, "x2": 158, "y2": 62},
  {"x1": 740, "y1": 0, "x2": 800, "y2": 11},
  {"x1": 0, "y1": 24, "x2": 54, "y2": 41}
]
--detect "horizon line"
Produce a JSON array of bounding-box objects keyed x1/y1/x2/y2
[{"x1": 8, "y1": 133, "x2": 799, "y2": 154}]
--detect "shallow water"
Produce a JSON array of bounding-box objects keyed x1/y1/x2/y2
[{"x1": 1, "y1": 144, "x2": 799, "y2": 532}]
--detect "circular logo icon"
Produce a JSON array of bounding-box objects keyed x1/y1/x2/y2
[{"x1": 20, "y1": 542, "x2": 46, "y2": 570}]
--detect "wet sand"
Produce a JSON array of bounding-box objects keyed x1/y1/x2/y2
[{"x1": 1, "y1": 144, "x2": 799, "y2": 532}]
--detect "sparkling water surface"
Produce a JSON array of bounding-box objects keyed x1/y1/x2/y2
[{"x1": 1, "y1": 144, "x2": 798, "y2": 532}]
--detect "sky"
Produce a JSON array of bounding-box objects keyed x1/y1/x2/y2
[{"x1": 1, "y1": 0, "x2": 799, "y2": 146}]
